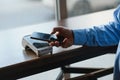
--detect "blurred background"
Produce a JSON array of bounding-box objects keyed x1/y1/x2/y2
[{"x1": 0, "y1": 0, "x2": 120, "y2": 30}]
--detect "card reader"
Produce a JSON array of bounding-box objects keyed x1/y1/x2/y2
[{"x1": 22, "y1": 35, "x2": 53, "y2": 56}]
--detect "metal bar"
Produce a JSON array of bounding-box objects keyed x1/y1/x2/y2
[
  {"x1": 88, "y1": 67, "x2": 113, "y2": 78},
  {"x1": 63, "y1": 65, "x2": 71, "y2": 80},
  {"x1": 55, "y1": 0, "x2": 67, "y2": 21},
  {"x1": 62, "y1": 67, "x2": 104, "y2": 74},
  {"x1": 66, "y1": 67, "x2": 113, "y2": 80},
  {"x1": 56, "y1": 70, "x2": 63, "y2": 80}
]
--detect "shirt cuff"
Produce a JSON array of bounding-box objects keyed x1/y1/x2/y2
[{"x1": 72, "y1": 29, "x2": 87, "y2": 45}]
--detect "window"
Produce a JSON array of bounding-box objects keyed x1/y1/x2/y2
[
  {"x1": 0, "y1": 0, "x2": 55, "y2": 30},
  {"x1": 67, "y1": 0, "x2": 120, "y2": 17}
]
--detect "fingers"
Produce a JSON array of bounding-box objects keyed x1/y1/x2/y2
[
  {"x1": 50, "y1": 27, "x2": 73, "y2": 48},
  {"x1": 51, "y1": 27, "x2": 64, "y2": 34},
  {"x1": 49, "y1": 38, "x2": 69, "y2": 48},
  {"x1": 49, "y1": 27, "x2": 64, "y2": 47},
  {"x1": 49, "y1": 41, "x2": 60, "y2": 47},
  {"x1": 49, "y1": 37, "x2": 71, "y2": 48}
]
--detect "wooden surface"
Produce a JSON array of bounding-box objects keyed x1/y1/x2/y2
[{"x1": 0, "y1": 9, "x2": 115, "y2": 79}]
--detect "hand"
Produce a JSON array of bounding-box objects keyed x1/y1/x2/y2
[{"x1": 49, "y1": 27, "x2": 74, "y2": 48}]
